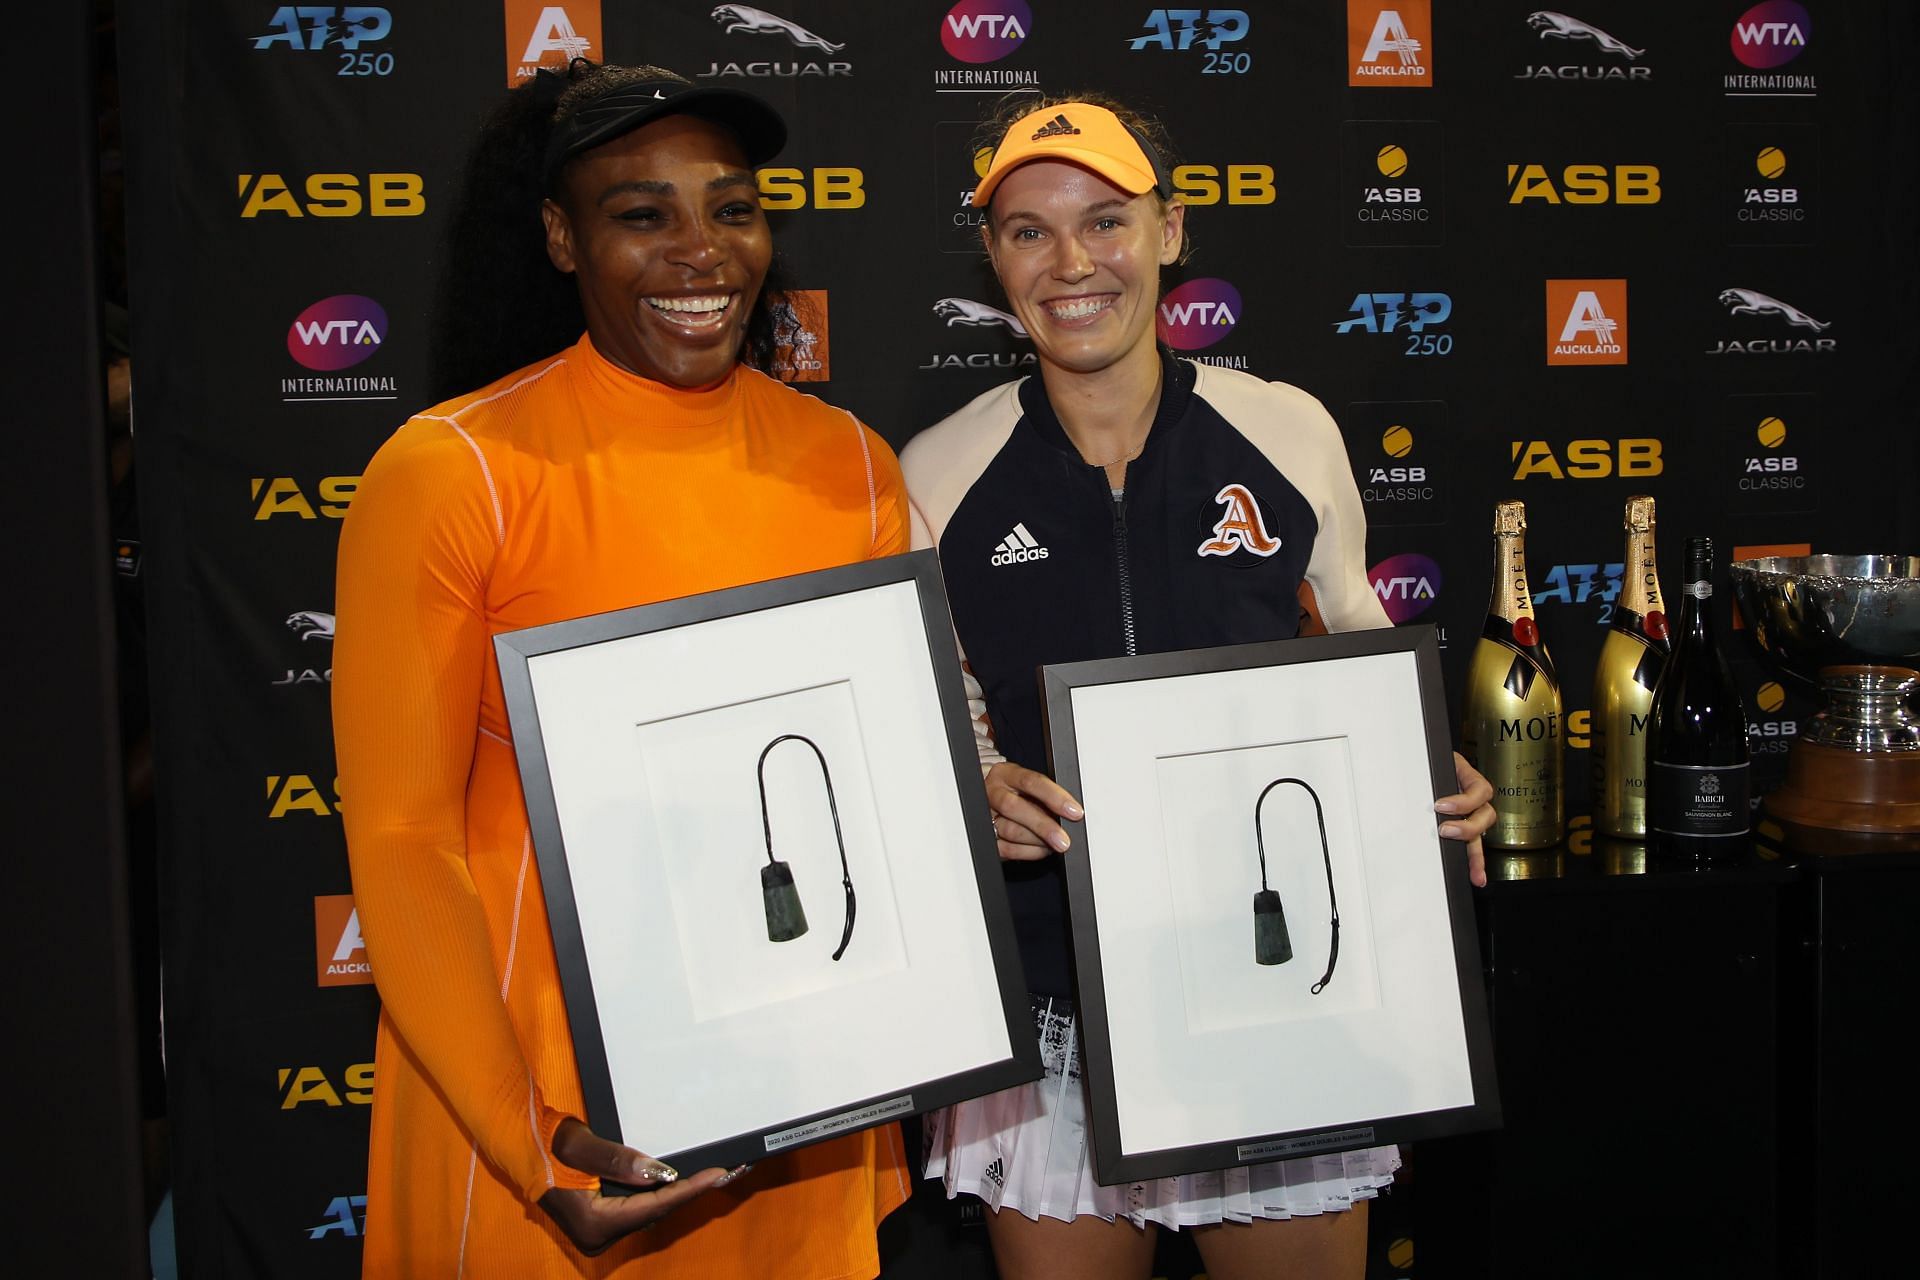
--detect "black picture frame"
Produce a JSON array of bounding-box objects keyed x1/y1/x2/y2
[
  {"x1": 1042, "y1": 624, "x2": 1500, "y2": 1185},
  {"x1": 495, "y1": 550, "x2": 1039, "y2": 1183}
]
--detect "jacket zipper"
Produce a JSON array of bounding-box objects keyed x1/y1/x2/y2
[{"x1": 1110, "y1": 490, "x2": 1138, "y2": 656}]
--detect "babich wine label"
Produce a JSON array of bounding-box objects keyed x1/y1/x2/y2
[
  {"x1": 1460, "y1": 501, "x2": 1565, "y2": 849},
  {"x1": 1646, "y1": 536, "x2": 1751, "y2": 858},
  {"x1": 1591, "y1": 497, "x2": 1671, "y2": 839}
]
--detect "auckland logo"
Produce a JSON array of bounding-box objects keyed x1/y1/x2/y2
[
  {"x1": 1709, "y1": 287, "x2": 1834, "y2": 354},
  {"x1": 1350, "y1": 2, "x2": 1430, "y2": 83},
  {"x1": 1369, "y1": 552, "x2": 1442, "y2": 623},
  {"x1": 1197, "y1": 484, "x2": 1279, "y2": 558},
  {"x1": 991, "y1": 522, "x2": 1050, "y2": 566},
  {"x1": 942, "y1": 0, "x2": 1032, "y2": 63},
  {"x1": 1158, "y1": 278, "x2": 1241, "y2": 351},
  {"x1": 702, "y1": 5, "x2": 850, "y2": 77},
  {"x1": 509, "y1": 4, "x2": 597, "y2": 83},
  {"x1": 934, "y1": 298, "x2": 1027, "y2": 336},
  {"x1": 287, "y1": 296, "x2": 386, "y2": 371},
  {"x1": 1546, "y1": 279, "x2": 1627, "y2": 365}
]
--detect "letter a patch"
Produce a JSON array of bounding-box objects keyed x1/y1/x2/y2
[{"x1": 1198, "y1": 483, "x2": 1281, "y2": 558}]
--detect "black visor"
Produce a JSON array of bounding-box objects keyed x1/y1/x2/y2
[{"x1": 542, "y1": 78, "x2": 787, "y2": 193}]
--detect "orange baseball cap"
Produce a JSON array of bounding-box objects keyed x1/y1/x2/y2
[{"x1": 973, "y1": 101, "x2": 1172, "y2": 208}]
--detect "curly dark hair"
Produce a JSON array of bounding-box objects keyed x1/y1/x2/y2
[
  {"x1": 971, "y1": 90, "x2": 1188, "y2": 254},
  {"x1": 427, "y1": 60, "x2": 790, "y2": 404}
]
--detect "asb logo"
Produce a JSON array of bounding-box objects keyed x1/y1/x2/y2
[
  {"x1": 771, "y1": 290, "x2": 829, "y2": 382},
  {"x1": 1506, "y1": 164, "x2": 1661, "y2": 204},
  {"x1": 280, "y1": 1062, "x2": 373, "y2": 1108},
  {"x1": 1707, "y1": 286, "x2": 1835, "y2": 355},
  {"x1": 253, "y1": 475, "x2": 359, "y2": 519},
  {"x1": 1349, "y1": 1, "x2": 1432, "y2": 86},
  {"x1": 287, "y1": 296, "x2": 385, "y2": 372},
  {"x1": 1368, "y1": 552, "x2": 1442, "y2": 623},
  {"x1": 1747, "y1": 680, "x2": 1800, "y2": 755},
  {"x1": 700, "y1": 5, "x2": 851, "y2": 78},
  {"x1": 1349, "y1": 402, "x2": 1448, "y2": 525},
  {"x1": 1158, "y1": 278, "x2": 1240, "y2": 351},
  {"x1": 1129, "y1": 9, "x2": 1250, "y2": 73},
  {"x1": 506, "y1": 2, "x2": 599, "y2": 86},
  {"x1": 314, "y1": 894, "x2": 372, "y2": 987},
  {"x1": 757, "y1": 167, "x2": 865, "y2": 209},
  {"x1": 1511, "y1": 437, "x2": 1662, "y2": 479},
  {"x1": 1546, "y1": 279, "x2": 1627, "y2": 365},
  {"x1": 1732, "y1": 1, "x2": 1808, "y2": 68},
  {"x1": 1517, "y1": 11, "x2": 1649, "y2": 81},
  {"x1": 1345, "y1": 121, "x2": 1443, "y2": 246},
  {"x1": 238, "y1": 173, "x2": 424, "y2": 218},
  {"x1": 268, "y1": 774, "x2": 340, "y2": 818},
  {"x1": 1197, "y1": 484, "x2": 1280, "y2": 558},
  {"x1": 1170, "y1": 164, "x2": 1276, "y2": 207},
  {"x1": 1334, "y1": 291, "x2": 1453, "y2": 356},
  {"x1": 942, "y1": 0, "x2": 1031, "y2": 63}
]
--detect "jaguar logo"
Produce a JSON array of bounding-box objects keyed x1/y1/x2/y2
[
  {"x1": 287, "y1": 610, "x2": 336, "y2": 642},
  {"x1": 1718, "y1": 288, "x2": 1830, "y2": 331},
  {"x1": 932, "y1": 297, "x2": 1028, "y2": 337},
  {"x1": 710, "y1": 5, "x2": 844, "y2": 52},
  {"x1": 1526, "y1": 11, "x2": 1645, "y2": 59}
]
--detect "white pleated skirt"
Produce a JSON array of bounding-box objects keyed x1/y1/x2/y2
[{"x1": 923, "y1": 996, "x2": 1399, "y2": 1230}]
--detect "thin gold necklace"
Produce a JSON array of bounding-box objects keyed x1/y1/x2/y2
[{"x1": 1082, "y1": 436, "x2": 1147, "y2": 469}]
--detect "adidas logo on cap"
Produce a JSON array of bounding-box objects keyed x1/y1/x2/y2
[
  {"x1": 1030, "y1": 114, "x2": 1081, "y2": 140},
  {"x1": 990, "y1": 523, "x2": 1050, "y2": 566}
]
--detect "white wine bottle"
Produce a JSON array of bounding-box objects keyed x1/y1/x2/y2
[
  {"x1": 1460, "y1": 501, "x2": 1564, "y2": 849},
  {"x1": 1646, "y1": 536, "x2": 1751, "y2": 859},
  {"x1": 1591, "y1": 497, "x2": 1671, "y2": 839}
]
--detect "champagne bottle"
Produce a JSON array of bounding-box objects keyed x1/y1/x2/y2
[
  {"x1": 1646, "y1": 536, "x2": 1751, "y2": 858},
  {"x1": 1460, "y1": 501, "x2": 1564, "y2": 849},
  {"x1": 1591, "y1": 497, "x2": 1671, "y2": 839}
]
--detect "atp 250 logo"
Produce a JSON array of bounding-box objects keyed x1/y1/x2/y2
[
  {"x1": 253, "y1": 6, "x2": 394, "y2": 75},
  {"x1": 1129, "y1": 9, "x2": 1250, "y2": 74},
  {"x1": 1334, "y1": 291, "x2": 1452, "y2": 355}
]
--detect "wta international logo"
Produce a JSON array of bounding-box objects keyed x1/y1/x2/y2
[
  {"x1": 942, "y1": 0, "x2": 1032, "y2": 63},
  {"x1": 1545, "y1": 279, "x2": 1627, "y2": 365},
  {"x1": 1732, "y1": 1, "x2": 1808, "y2": 68},
  {"x1": 1348, "y1": 0, "x2": 1432, "y2": 86},
  {"x1": 1369, "y1": 552, "x2": 1442, "y2": 623},
  {"x1": 287, "y1": 296, "x2": 386, "y2": 371},
  {"x1": 1158, "y1": 278, "x2": 1240, "y2": 350},
  {"x1": 505, "y1": 1, "x2": 599, "y2": 86}
]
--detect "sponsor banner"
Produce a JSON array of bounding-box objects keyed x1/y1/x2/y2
[
  {"x1": 698, "y1": 3, "x2": 853, "y2": 79},
  {"x1": 1343, "y1": 120, "x2": 1444, "y2": 246},
  {"x1": 1345, "y1": 400, "x2": 1449, "y2": 526},
  {"x1": 505, "y1": 1, "x2": 599, "y2": 86},
  {"x1": 1158, "y1": 277, "x2": 1241, "y2": 352},
  {"x1": 1546, "y1": 278, "x2": 1628, "y2": 366},
  {"x1": 1369, "y1": 551, "x2": 1442, "y2": 623},
  {"x1": 920, "y1": 293, "x2": 1035, "y2": 372},
  {"x1": 1725, "y1": 393, "x2": 1820, "y2": 515},
  {"x1": 1706, "y1": 284, "x2": 1835, "y2": 355},
  {"x1": 1725, "y1": 122, "x2": 1817, "y2": 244},
  {"x1": 1333, "y1": 290, "x2": 1454, "y2": 357},
  {"x1": 772, "y1": 289, "x2": 831, "y2": 382},
  {"x1": 1726, "y1": 0, "x2": 1816, "y2": 96},
  {"x1": 314, "y1": 895, "x2": 373, "y2": 986},
  {"x1": 935, "y1": 0, "x2": 1038, "y2": 89},
  {"x1": 1348, "y1": 0, "x2": 1432, "y2": 86},
  {"x1": 251, "y1": 6, "x2": 395, "y2": 76},
  {"x1": 1511, "y1": 8, "x2": 1651, "y2": 82},
  {"x1": 938, "y1": 120, "x2": 993, "y2": 253},
  {"x1": 1126, "y1": 7, "x2": 1252, "y2": 74}
]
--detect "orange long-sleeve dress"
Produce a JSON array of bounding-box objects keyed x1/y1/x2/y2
[{"x1": 332, "y1": 334, "x2": 911, "y2": 1279}]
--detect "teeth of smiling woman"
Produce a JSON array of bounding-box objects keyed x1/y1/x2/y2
[
  {"x1": 1047, "y1": 297, "x2": 1111, "y2": 320},
  {"x1": 647, "y1": 295, "x2": 732, "y2": 323}
]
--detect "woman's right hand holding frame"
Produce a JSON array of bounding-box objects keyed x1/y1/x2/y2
[
  {"x1": 985, "y1": 761, "x2": 1084, "y2": 861},
  {"x1": 538, "y1": 1118, "x2": 748, "y2": 1255}
]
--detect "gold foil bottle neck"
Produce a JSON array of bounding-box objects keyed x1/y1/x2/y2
[
  {"x1": 1493, "y1": 500, "x2": 1526, "y2": 537},
  {"x1": 1624, "y1": 495, "x2": 1656, "y2": 532}
]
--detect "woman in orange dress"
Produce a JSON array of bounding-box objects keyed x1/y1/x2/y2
[{"x1": 332, "y1": 62, "x2": 908, "y2": 1278}]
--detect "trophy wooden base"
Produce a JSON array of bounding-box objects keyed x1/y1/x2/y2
[{"x1": 1763, "y1": 738, "x2": 1920, "y2": 854}]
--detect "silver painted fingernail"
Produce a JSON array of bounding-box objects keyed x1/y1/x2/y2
[{"x1": 716, "y1": 1163, "x2": 753, "y2": 1186}]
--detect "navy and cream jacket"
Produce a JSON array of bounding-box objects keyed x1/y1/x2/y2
[{"x1": 903, "y1": 353, "x2": 1389, "y2": 998}]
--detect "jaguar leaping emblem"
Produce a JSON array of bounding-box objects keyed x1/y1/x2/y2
[
  {"x1": 287, "y1": 610, "x2": 336, "y2": 642},
  {"x1": 1718, "y1": 289, "x2": 1831, "y2": 332},
  {"x1": 933, "y1": 298, "x2": 1028, "y2": 337},
  {"x1": 1527, "y1": 12, "x2": 1645, "y2": 59},
  {"x1": 710, "y1": 5, "x2": 844, "y2": 52}
]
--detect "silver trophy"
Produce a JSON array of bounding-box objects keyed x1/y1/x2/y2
[{"x1": 1727, "y1": 554, "x2": 1920, "y2": 848}]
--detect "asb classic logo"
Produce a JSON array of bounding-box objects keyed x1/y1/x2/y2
[
  {"x1": 1545, "y1": 279, "x2": 1626, "y2": 365},
  {"x1": 700, "y1": 5, "x2": 851, "y2": 78},
  {"x1": 505, "y1": 1, "x2": 598, "y2": 85},
  {"x1": 1369, "y1": 552, "x2": 1441, "y2": 623},
  {"x1": 1344, "y1": 122, "x2": 1443, "y2": 246},
  {"x1": 942, "y1": 0, "x2": 1031, "y2": 62},
  {"x1": 1158, "y1": 279, "x2": 1240, "y2": 351},
  {"x1": 1348, "y1": 1, "x2": 1431, "y2": 86},
  {"x1": 288, "y1": 296, "x2": 385, "y2": 371},
  {"x1": 1350, "y1": 405, "x2": 1446, "y2": 525},
  {"x1": 314, "y1": 894, "x2": 372, "y2": 986},
  {"x1": 1517, "y1": 11, "x2": 1649, "y2": 81}
]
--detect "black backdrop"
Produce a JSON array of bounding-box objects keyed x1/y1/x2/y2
[{"x1": 117, "y1": 1, "x2": 1916, "y2": 1273}]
